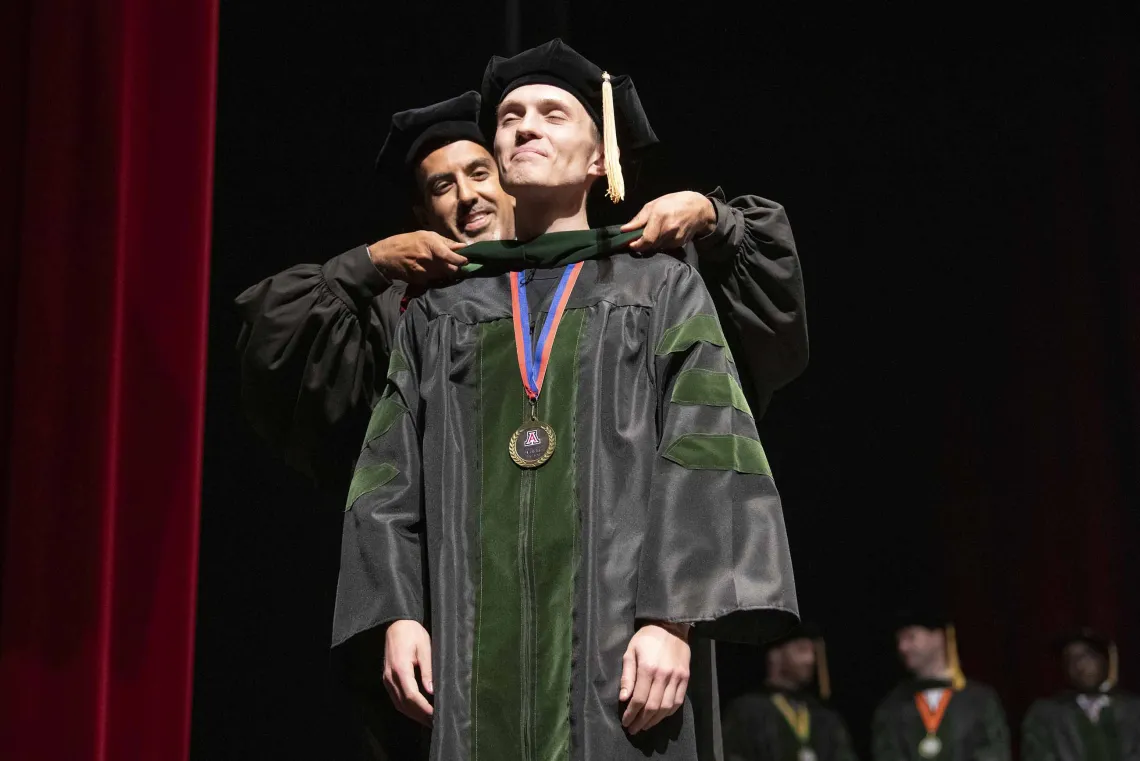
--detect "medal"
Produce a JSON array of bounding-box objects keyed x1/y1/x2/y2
[
  {"x1": 914, "y1": 689, "x2": 952, "y2": 759},
  {"x1": 508, "y1": 263, "x2": 583, "y2": 469},
  {"x1": 510, "y1": 415, "x2": 557, "y2": 468},
  {"x1": 918, "y1": 735, "x2": 943, "y2": 758},
  {"x1": 798, "y1": 748, "x2": 818, "y2": 761}
]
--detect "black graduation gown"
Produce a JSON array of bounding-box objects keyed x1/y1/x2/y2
[
  {"x1": 234, "y1": 191, "x2": 808, "y2": 493},
  {"x1": 333, "y1": 249, "x2": 799, "y2": 760},
  {"x1": 871, "y1": 680, "x2": 1010, "y2": 761},
  {"x1": 721, "y1": 689, "x2": 859, "y2": 761},
  {"x1": 1022, "y1": 691, "x2": 1140, "y2": 761}
]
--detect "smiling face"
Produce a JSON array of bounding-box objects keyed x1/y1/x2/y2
[
  {"x1": 493, "y1": 83, "x2": 605, "y2": 198},
  {"x1": 413, "y1": 140, "x2": 514, "y2": 243}
]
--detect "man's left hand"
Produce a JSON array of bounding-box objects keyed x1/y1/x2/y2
[
  {"x1": 622, "y1": 192, "x2": 716, "y2": 252},
  {"x1": 619, "y1": 621, "x2": 692, "y2": 734}
]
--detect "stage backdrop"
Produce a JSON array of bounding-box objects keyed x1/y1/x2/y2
[
  {"x1": 0, "y1": 0, "x2": 217, "y2": 759},
  {"x1": 198, "y1": 4, "x2": 1139, "y2": 759}
]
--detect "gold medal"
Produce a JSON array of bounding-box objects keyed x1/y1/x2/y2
[{"x1": 509, "y1": 420, "x2": 556, "y2": 468}]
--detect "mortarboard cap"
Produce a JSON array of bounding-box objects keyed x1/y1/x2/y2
[
  {"x1": 767, "y1": 620, "x2": 824, "y2": 648},
  {"x1": 892, "y1": 608, "x2": 953, "y2": 632},
  {"x1": 374, "y1": 91, "x2": 488, "y2": 182},
  {"x1": 480, "y1": 38, "x2": 659, "y2": 203}
]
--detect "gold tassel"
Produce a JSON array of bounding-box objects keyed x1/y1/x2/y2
[
  {"x1": 815, "y1": 638, "x2": 832, "y2": 701},
  {"x1": 601, "y1": 72, "x2": 624, "y2": 203},
  {"x1": 1105, "y1": 641, "x2": 1119, "y2": 691},
  {"x1": 946, "y1": 624, "x2": 967, "y2": 691}
]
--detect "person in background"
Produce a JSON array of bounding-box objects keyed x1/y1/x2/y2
[
  {"x1": 1022, "y1": 628, "x2": 1140, "y2": 761},
  {"x1": 722, "y1": 621, "x2": 858, "y2": 761},
  {"x1": 872, "y1": 611, "x2": 1009, "y2": 761}
]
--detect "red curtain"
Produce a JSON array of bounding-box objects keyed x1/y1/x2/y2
[
  {"x1": 936, "y1": 40, "x2": 1140, "y2": 724},
  {"x1": 0, "y1": 0, "x2": 217, "y2": 758}
]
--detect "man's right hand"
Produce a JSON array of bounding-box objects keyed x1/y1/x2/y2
[
  {"x1": 367, "y1": 231, "x2": 468, "y2": 285},
  {"x1": 383, "y1": 619, "x2": 434, "y2": 726}
]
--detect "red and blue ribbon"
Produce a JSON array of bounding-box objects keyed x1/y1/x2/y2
[{"x1": 510, "y1": 262, "x2": 583, "y2": 400}]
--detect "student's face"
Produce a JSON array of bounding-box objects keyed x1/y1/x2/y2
[
  {"x1": 774, "y1": 638, "x2": 818, "y2": 689},
  {"x1": 1064, "y1": 642, "x2": 1108, "y2": 692},
  {"x1": 494, "y1": 84, "x2": 604, "y2": 198},
  {"x1": 414, "y1": 141, "x2": 514, "y2": 243},
  {"x1": 896, "y1": 626, "x2": 944, "y2": 674}
]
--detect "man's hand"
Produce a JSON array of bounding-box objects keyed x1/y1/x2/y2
[
  {"x1": 619, "y1": 621, "x2": 692, "y2": 734},
  {"x1": 383, "y1": 619, "x2": 434, "y2": 726},
  {"x1": 622, "y1": 192, "x2": 717, "y2": 253},
  {"x1": 367, "y1": 231, "x2": 468, "y2": 285}
]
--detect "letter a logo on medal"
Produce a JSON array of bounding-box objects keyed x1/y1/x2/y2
[{"x1": 510, "y1": 421, "x2": 556, "y2": 469}]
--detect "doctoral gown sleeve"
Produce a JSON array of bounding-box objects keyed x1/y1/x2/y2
[
  {"x1": 234, "y1": 245, "x2": 404, "y2": 487},
  {"x1": 1020, "y1": 700, "x2": 1059, "y2": 761},
  {"x1": 635, "y1": 262, "x2": 799, "y2": 643},
  {"x1": 687, "y1": 189, "x2": 809, "y2": 419},
  {"x1": 974, "y1": 686, "x2": 1012, "y2": 761},
  {"x1": 331, "y1": 304, "x2": 426, "y2": 649}
]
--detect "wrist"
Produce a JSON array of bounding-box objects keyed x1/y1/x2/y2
[
  {"x1": 647, "y1": 620, "x2": 692, "y2": 641},
  {"x1": 699, "y1": 197, "x2": 718, "y2": 236},
  {"x1": 367, "y1": 241, "x2": 397, "y2": 280}
]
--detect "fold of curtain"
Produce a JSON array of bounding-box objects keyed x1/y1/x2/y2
[{"x1": 0, "y1": 0, "x2": 218, "y2": 758}]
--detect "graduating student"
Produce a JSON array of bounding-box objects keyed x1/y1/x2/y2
[
  {"x1": 1022, "y1": 628, "x2": 1140, "y2": 761},
  {"x1": 333, "y1": 39, "x2": 799, "y2": 760},
  {"x1": 722, "y1": 622, "x2": 859, "y2": 761},
  {"x1": 871, "y1": 612, "x2": 1009, "y2": 761}
]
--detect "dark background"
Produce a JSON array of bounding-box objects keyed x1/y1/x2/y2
[{"x1": 194, "y1": 2, "x2": 1140, "y2": 759}]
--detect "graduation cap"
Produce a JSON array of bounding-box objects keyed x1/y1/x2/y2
[
  {"x1": 374, "y1": 91, "x2": 488, "y2": 182},
  {"x1": 1055, "y1": 627, "x2": 1119, "y2": 691},
  {"x1": 767, "y1": 620, "x2": 832, "y2": 700},
  {"x1": 893, "y1": 608, "x2": 967, "y2": 691},
  {"x1": 480, "y1": 38, "x2": 659, "y2": 204}
]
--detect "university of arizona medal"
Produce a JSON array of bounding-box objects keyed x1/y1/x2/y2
[
  {"x1": 798, "y1": 748, "x2": 818, "y2": 761},
  {"x1": 510, "y1": 419, "x2": 556, "y2": 468},
  {"x1": 918, "y1": 735, "x2": 942, "y2": 758},
  {"x1": 508, "y1": 263, "x2": 582, "y2": 469}
]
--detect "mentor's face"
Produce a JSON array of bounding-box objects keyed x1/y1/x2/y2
[
  {"x1": 493, "y1": 84, "x2": 604, "y2": 196},
  {"x1": 414, "y1": 140, "x2": 514, "y2": 243}
]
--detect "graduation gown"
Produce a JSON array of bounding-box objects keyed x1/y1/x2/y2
[
  {"x1": 722, "y1": 689, "x2": 859, "y2": 761},
  {"x1": 333, "y1": 245, "x2": 800, "y2": 761},
  {"x1": 234, "y1": 191, "x2": 808, "y2": 492},
  {"x1": 1022, "y1": 691, "x2": 1140, "y2": 761},
  {"x1": 871, "y1": 680, "x2": 1010, "y2": 761}
]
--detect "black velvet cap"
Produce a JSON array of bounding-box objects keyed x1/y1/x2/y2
[
  {"x1": 1055, "y1": 627, "x2": 1113, "y2": 658},
  {"x1": 766, "y1": 620, "x2": 824, "y2": 648},
  {"x1": 892, "y1": 608, "x2": 952, "y2": 632},
  {"x1": 479, "y1": 38, "x2": 658, "y2": 153},
  {"x1": 374, "y1": 91, "x2": 488, "y2": 180}
]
